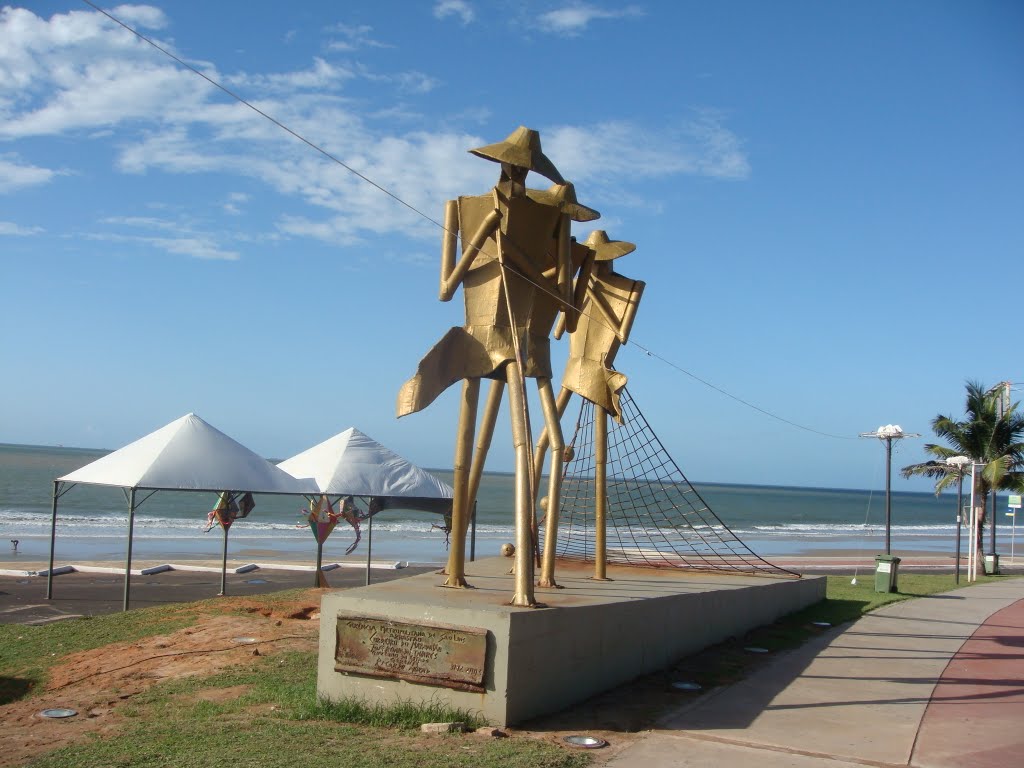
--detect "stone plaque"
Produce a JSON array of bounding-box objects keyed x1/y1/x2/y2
[{"x1": 334, "y1": 613, "x2": 487, "y2": 692}]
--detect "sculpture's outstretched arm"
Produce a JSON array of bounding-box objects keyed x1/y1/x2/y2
[
  {"x1": 618, "y1": 280, "x2": 646, "y2": 345},
  {"x1": 556, "y1": 214, "x2": 573, "y2": 312},
  {"x1": 438, "y1": 200, "x2": 458, "y2": 300},
  {"x1": 588, "y1": 276, "x2": 645, "y2": 344},
  {"x1": 440, "y1": 202, "x2": 502, "y2": 301},
  {"x1": 557, "y1": 251, "x2": 595, "y2": 339}
]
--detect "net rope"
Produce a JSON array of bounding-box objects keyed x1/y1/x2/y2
[{"x1": 545, "y1": 387, "x2": 797, "y2": 578}]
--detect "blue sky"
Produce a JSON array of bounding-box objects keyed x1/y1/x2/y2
[{"x1": 1, "y1": 1, "x2": 1021, "y2": 491}]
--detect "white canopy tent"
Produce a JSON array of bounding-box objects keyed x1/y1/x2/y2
[
  {"x1": 277, "y1": 427, "x2": 454, "y2": 583},
  {"x1": 48, "y1": 413, "x2": 318, "y2": 609}
]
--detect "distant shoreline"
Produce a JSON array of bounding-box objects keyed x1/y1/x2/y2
[{"x1": 1, "y1": 442, "x2": 945, "y2": 496}]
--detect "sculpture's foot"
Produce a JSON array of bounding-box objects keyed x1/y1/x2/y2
[
  {"x1": 435, "y1": 567, "x2": 448, "y2": 575},
  {"x1": 441, "y1": 575, "x2": 472, "y2": 589},
  {"x1": 537, "y1": 578, "x2": 563, "y2": 589},
  {"x1": 510, "y1": 593, "x2": 543, "y2": 608},
  {"x1": 590, "y1": 576, "x2": 613, "y2": 582}
]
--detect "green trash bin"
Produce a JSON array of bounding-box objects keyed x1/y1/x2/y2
[
  {"x1": 984, "y1": 553, "x2": 1000, "y2": 575},
  {"x1": 874, "y1": 554, "x2": 901, "y2": 593}
]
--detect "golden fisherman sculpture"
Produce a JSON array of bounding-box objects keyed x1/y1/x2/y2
[
  {"x1": 533, "y1": 229, "x2": 645, "y2": 580},
  {"x1": 397, "y1": 127, "x2": 596, "y2": 606}
]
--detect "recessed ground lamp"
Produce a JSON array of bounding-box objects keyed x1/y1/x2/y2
[
  {"x1": 38, "y1": 708, "x2": 77, "y2": 719},
  {"x1": 563, "y1": 735, "x2": 607, "y2": 749}
]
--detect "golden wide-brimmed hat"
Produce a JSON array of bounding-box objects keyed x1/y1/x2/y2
[
  {"x1": 469, "y1": 126, "x2": 565, "y2": 184},
  {"x1": 527, "y1": 182, "x2": 600, "y2": 222},
  {"x1": 585, "y1": 229, "x2": 636, "y2": 261}
]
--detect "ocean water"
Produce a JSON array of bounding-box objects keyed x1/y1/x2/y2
[{"x1": 0, "y1": 443, "x2": 1012, "y2": 567}]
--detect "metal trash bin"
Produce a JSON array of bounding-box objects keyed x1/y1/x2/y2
[
  {"x1": 874, "y1": 554, "x2": 901, "y2": 593},
  {"x1": 984, "y1": 553, "x2": 1000, "y2": 575}
]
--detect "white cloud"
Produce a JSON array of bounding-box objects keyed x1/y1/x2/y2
[
  {"x1": 109, "y1": 4, "x2": 168, "y2": 30},
  {"x1": 154, "y1": 236, "x2": 239, "y2": 260},
  {"x1": 686, "y1": 110, "x2": 751, "y2": 179},
  {"x1": 538, "y1": 3, "x2": 643, "y2": 36},
  {"x1": 324, "y1": 23, "x2": 391, "y2": 52},
  {"x1": 434, "y1": 1, "x2": 475, "y2": 25},
  {"x1": 87, "y1": 230, "x2": 240, "y2": 260},
  {"x1": 0, "y1": 156, "x2": 61, "y2": 192},
  {"x1": 225, "y1": 57, "x2": 354, "y2": 93},
  {"x1": 100, "y1": 215, "x2": 180, "y2": 230},
  {"x1": 545, "y1": 114, "x2": 750, "y2": 186},
  {"x1": 358, "y1": 66, "x2": 439, "y2": 95},
  {"x1": 92, "y1": 213, "x2": 240, "y2": 260},
  {"x1": 222, "y1": 192, "x2": 250, "y2": 215},
  {"x1": 0, "y1": 6, "x2": 749, "y2": 254},
  {"x1": 0, "y1": 220, "x2": 44, "y2": 236}
]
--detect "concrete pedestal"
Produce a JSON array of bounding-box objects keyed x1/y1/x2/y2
[{"x1": 317, "y1": 557, "x2": 824, "y2": 725}]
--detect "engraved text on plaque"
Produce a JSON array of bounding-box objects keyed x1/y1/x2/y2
[{"x1": 334, "y1": 614, "x2": 487, "y2": 692}]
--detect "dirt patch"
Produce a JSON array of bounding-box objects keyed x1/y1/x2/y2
[
  {"x1": 0, "y1": 585, "x2": 733, "y2": 767},
  {"x1": 0, "y1": 595, "x2": 320, "y2": 768}
]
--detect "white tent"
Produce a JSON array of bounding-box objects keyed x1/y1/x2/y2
[
  {"x1": 277, "y1": 427, "x2": 453, "y2": 506},
  {"x1": 60, "y1": 413, "x2": 314, "y2": 493},
  {"x1": 277, "y1": 427, "x2": 453, "y2": 584},
  {"x1": 47, "y1": 413, "x2": 318, "y2": 608}
]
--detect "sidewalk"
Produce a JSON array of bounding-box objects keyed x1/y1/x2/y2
[{"x1": 604, "y1": 579, "x2": 1024, "y2": 767}]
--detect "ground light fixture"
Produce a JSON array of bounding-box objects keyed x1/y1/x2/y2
[
  {"x1": 671, "y1": 681, "x2": 702, "y2": 691},
  {"x1": 563, "y1": 735, "x2": 608, "y2": 748},
  {"x1": 38, "y1": 708, "x2": 77, "y2": 718}
]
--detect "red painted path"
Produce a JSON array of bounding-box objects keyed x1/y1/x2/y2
[{"x1": 913, "y1": 597, "x2": 1024, "y2": 767}]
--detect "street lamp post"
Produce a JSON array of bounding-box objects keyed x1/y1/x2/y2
[
  {"x1": 946, "y1": 456, "x2": 971, "y2": 584},
  {"x1": 860, "y1": 425, "x2": 921, "y2": 555}
]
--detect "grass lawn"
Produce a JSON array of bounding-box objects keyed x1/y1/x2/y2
[
  {"x1": 0, "y1": 573, "x2": 1010, "y2": 767},
  {"x1": 26, "y1": 653, "x2": 588, "y2": 768}
]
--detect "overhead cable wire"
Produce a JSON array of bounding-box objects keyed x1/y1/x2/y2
[
  {"x1": 81, "y1": 0, "x2": 446, "y2": 232},
  {"x1": 81, "y1": 0, "x2": 859, "y2": 443},
  {"x1": 625, "y1": 340, "x2": 858, "y2": 440}
]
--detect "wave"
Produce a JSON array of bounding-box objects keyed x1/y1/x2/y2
[
  {"x1": 1, "y1": 510, "x2": 518, "y2": 539},
  {"x1": 1, "y1": 509, "x2": 987, "y2": 543}
]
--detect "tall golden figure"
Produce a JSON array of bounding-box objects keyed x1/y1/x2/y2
[
  {"x1": 397, "y1": 127, "x2": 590, "y2": 606},
  {"x1": 533, "y1": 230, "x2": 645, "y2": 581}
]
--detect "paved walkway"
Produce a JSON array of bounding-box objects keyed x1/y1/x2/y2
[{"x1": 605, "y1": 579, "x2": 1024, "y2": 767}]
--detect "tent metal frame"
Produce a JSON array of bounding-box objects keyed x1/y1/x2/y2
[
  {"x1": 45, "y1": 480, "x2": 314, "y2": 611},
  {"x1": 46, "y1": 482, "x2": 458, "y2": 610}
]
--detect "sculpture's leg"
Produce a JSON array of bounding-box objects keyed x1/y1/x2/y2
[
  {"x1": 505, "y1": 362, "x2": 537, "y2": 607},
  {"x1": 537, "y1": 378, "x2": 565, "y2": 588},
  {"x1": 444, "y1": 378, "x2": 480, "y2": 587},
  {"x1": 467, "y1": 379, "x2": 505, "y2": 527},
  {"x1": 531, "y1": 387, "x2": 573, "y2": 546},
  {"x1": 593, "y1": 405, "x2": 610, "y2": 580}
]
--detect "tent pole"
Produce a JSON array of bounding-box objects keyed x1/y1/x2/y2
[
  {"x1": 46, "y1": 481, "x2": 60, "y2": 600},
  {"x1": 365, "y1": 509, "x2": 373, "y2": 586},
  {"x1": 470, "y1": 501, "x2": 477, "y2": 562},
  {"x1": 219, "y1": 523, "x2": 229, "y2": 596},
  {"x1": 315, "y1": 539, "x2": 324, "y2": 587},
  {"x1": 123, "y1": 488, "x2": 137, "y2": 612}
]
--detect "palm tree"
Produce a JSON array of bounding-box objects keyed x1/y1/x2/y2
[{"x1": 901, "y1": 381, "x2": 1024, "y2": 554}]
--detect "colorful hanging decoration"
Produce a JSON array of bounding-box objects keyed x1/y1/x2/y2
[
  {"x1": 297, "y1": 496, "x2": 380, "y2": 555},
  {"x1": 203, "y1": 491, "x2": 256, "y2": 532},
  {"x1": 305, "y1": 494, "x2": 340, "y2": 544},
  {"x1": 204, "y1": 492, "x2": 239, "y2": 532}
]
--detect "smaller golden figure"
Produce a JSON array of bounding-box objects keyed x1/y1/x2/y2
[{"x1": 534, "y1": 229, "x2": 645, "y2": 580}]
